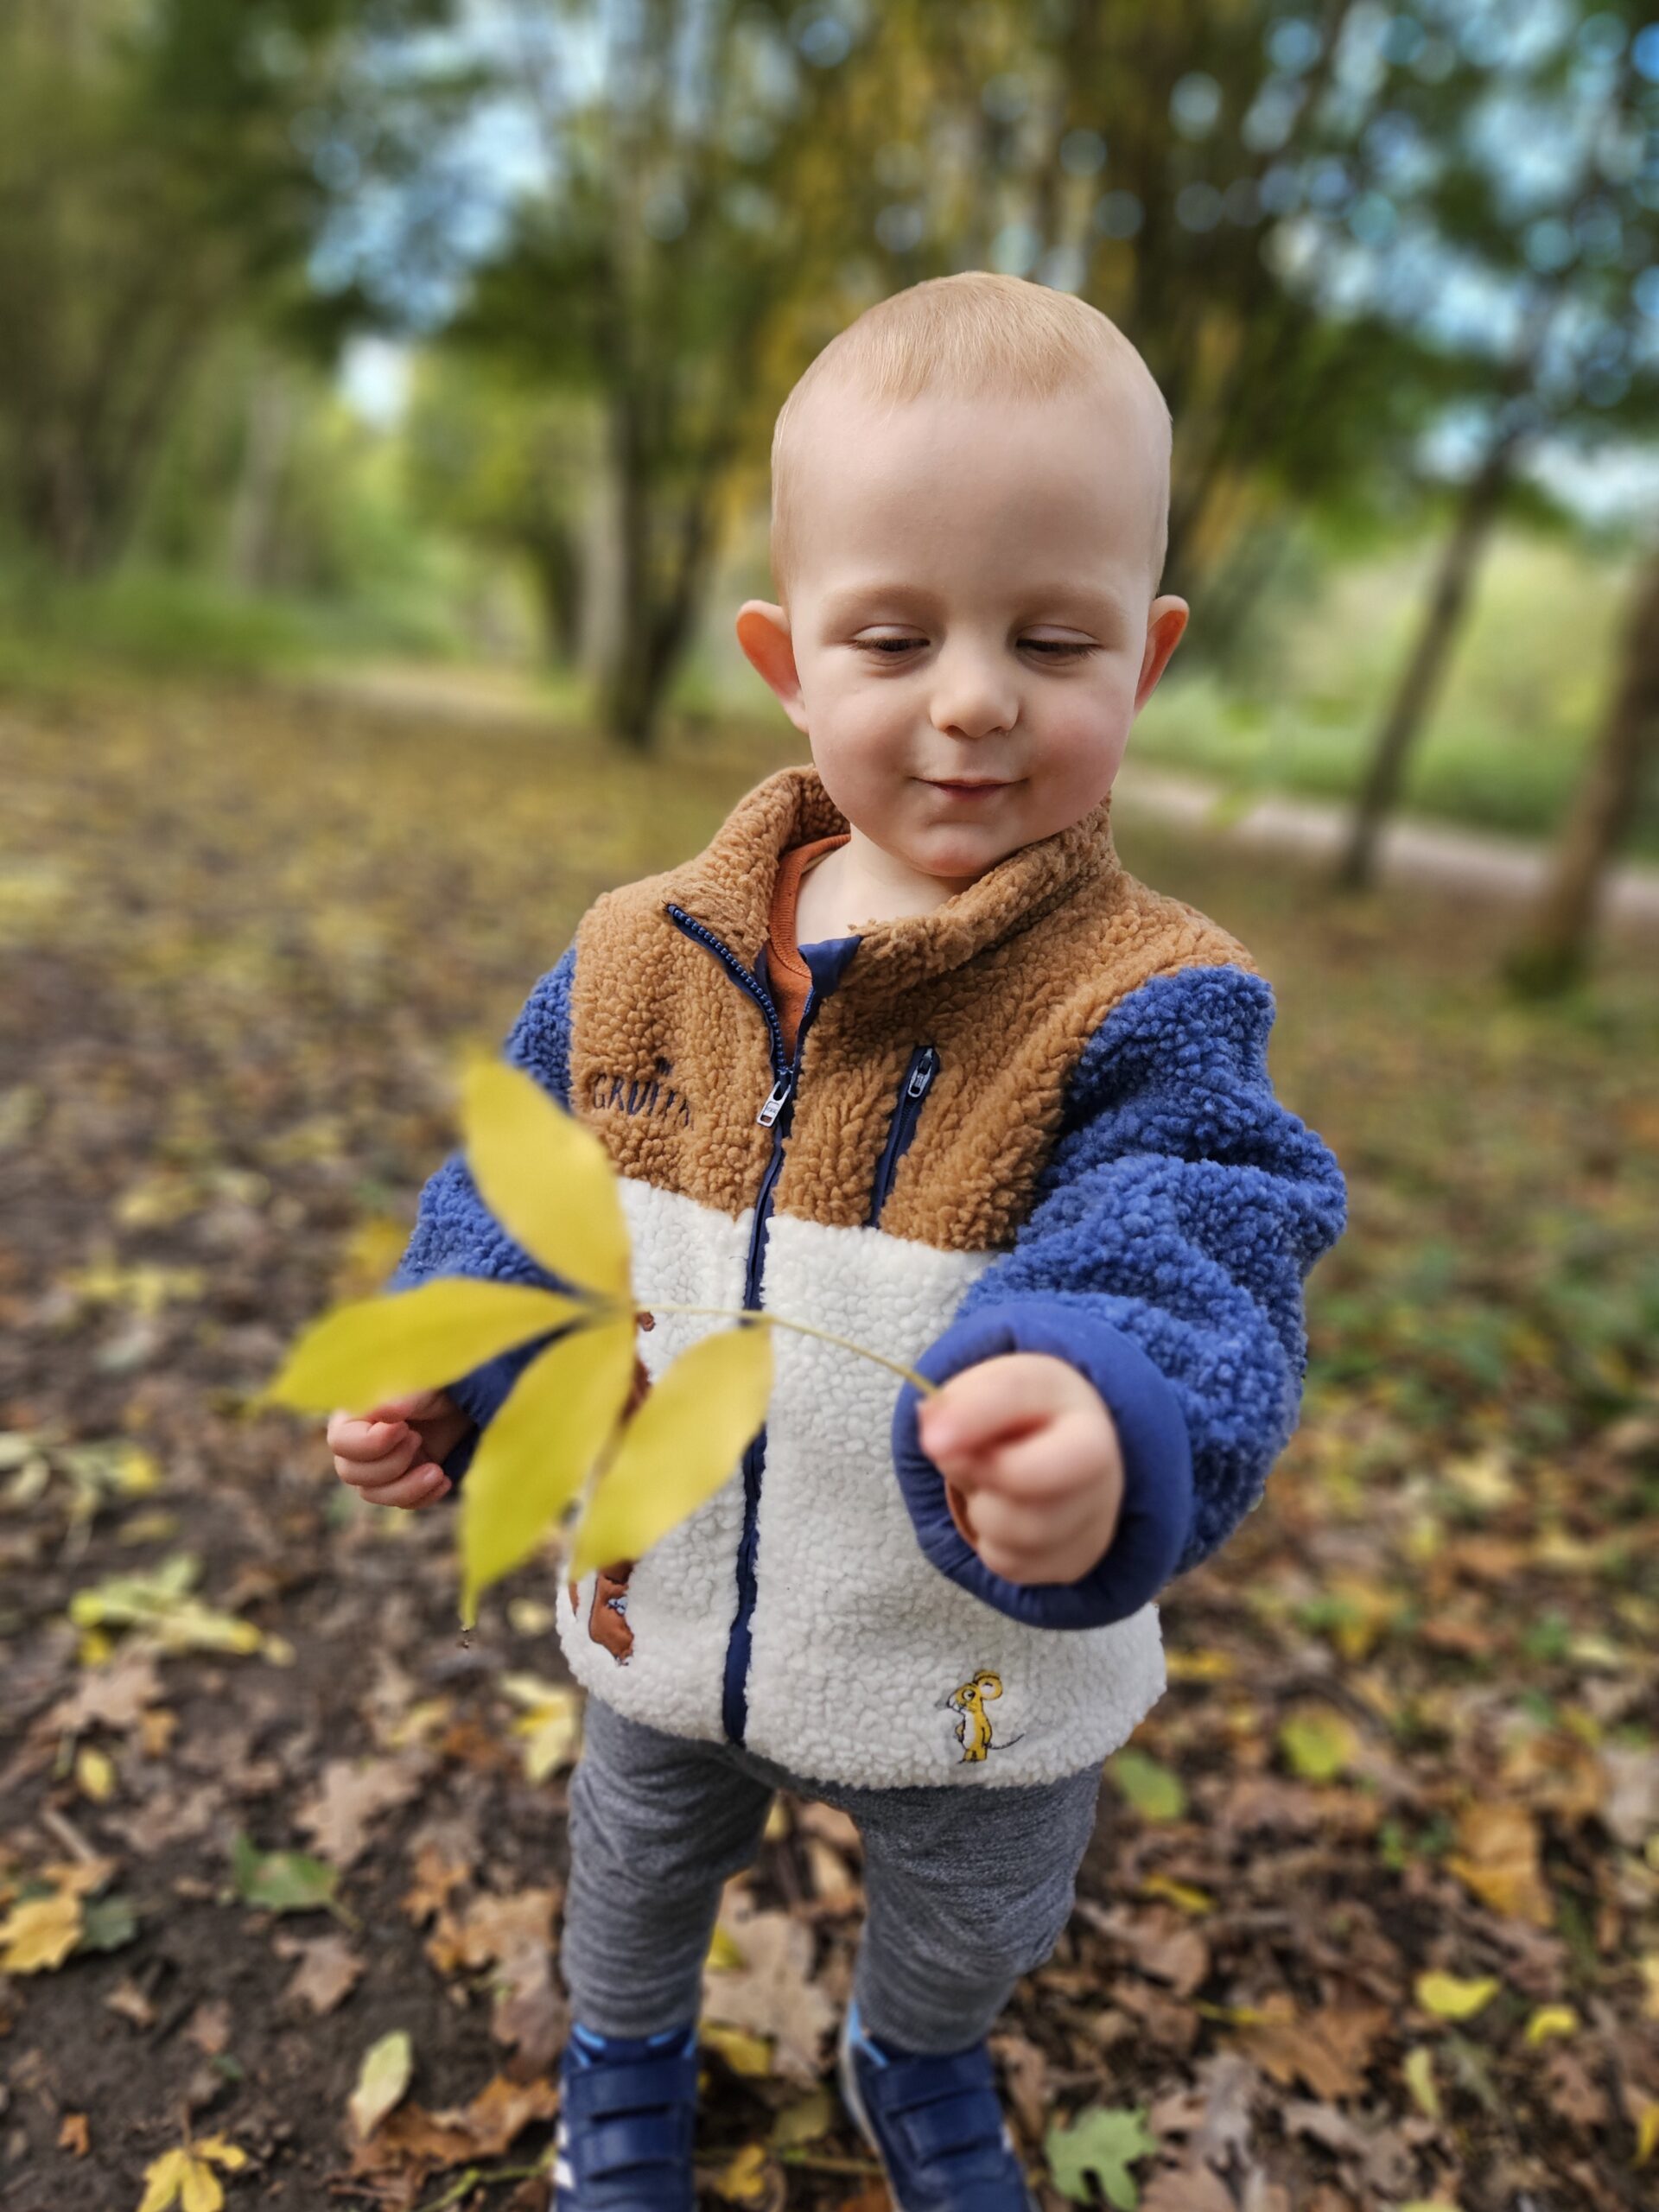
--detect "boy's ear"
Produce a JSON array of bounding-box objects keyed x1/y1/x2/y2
[
  {"x1": 735, "y1": 600, "x2": 810, "y2": 735},
  {"x1": 1134, "y1": 595, "x2": 1189, "y2": 715}
]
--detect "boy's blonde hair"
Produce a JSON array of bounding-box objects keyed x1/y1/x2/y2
[{"x1": 769, "y1": 270, "x2": 1172, "y2": 609}]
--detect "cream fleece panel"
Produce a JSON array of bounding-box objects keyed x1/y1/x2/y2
[
  {"x1": 744, "y1": 1213, "x2": 1166, "y2": 1788},
  {"x1": 556, "y1": 1179, "x2": 1166, "y2": 1786}
]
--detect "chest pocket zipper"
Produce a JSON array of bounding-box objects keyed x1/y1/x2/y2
[{"x1": 868, "y1": 1046, "x2": 940, "y2": 1226}]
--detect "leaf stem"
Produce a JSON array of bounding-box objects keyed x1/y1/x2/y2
[{"x1": 632, "y1": 1302, "x2": 939, "y2": 1398}]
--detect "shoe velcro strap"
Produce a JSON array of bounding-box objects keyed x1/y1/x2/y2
[
  {"x1": 950, "y1": 2177, "x2": 1036, "y2": 2212},
  {"x1": 876, "y1": 2050, "x2": 997, "y2": 2111},
  {"x1": 894, "y1": 2089, "x2": 1007, "y2": 2163},
  {"x1": 565, "y1": 2054, "x2": 700, "y2": 2121},
  {"x1": 579, "y1": 2110, "x2": 695, "y2": 2180}
]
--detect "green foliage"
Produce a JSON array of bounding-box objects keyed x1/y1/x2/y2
[
  {"x1": 0, "y1": 558, "x2": 473, "y2": 691},
  {"x1": 1132, "y1": 524, "x2": 1658, "y2": 857},
  {"x1": 229, "y1": 1833, "x2": 342, "y2": 1917},
  {"x1": 1105, "y1": 1749, "x2": 1186, "y2": 1822},
  {"x1": 0, "y1": 0, "x2": 442, "y2": 575},
  {"x1": 1046, "y1": 2106, "x2": 1158, "y2": 2209}
]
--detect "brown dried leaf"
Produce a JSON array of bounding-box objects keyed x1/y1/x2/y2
[
  {"x1": 274, "y1": 1930, "x2": 365, "y2": 2016},
  {"x1": 294, "y1": 1755, "x2": 424, "y2": 1868},
  {"x1": 1230, "y1": 1994, "x2": 1390, "y2": 2101},
  {"x1": 702, "y1": 1893, "x2": 836, "y2": 2086}
]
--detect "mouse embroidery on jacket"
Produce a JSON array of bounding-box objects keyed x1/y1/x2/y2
[{"x1": 945, "y1": 1669, "x2": 1025, "y2": 1763}]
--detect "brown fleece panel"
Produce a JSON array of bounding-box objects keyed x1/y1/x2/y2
[{"x1": 567, "y1": 763, "x2": 1255, "y2": 1249}]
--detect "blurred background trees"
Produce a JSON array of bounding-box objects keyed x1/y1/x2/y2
[{"x1": 0, "y1": 0, "x2": 1654, "y2": 969}]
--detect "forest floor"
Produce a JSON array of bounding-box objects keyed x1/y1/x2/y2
[{"x1": 2, "y1": 678, "x2": 1656, "y2": 2212}]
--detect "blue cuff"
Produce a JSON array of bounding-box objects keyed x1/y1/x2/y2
[{"x1": 889, "y1": 1299, "x2": 1194, "y2": 1628}]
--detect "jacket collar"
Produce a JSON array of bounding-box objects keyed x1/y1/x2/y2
[{"x1": 663, "y1": 762, "x2": 1121, "y2": 1005}]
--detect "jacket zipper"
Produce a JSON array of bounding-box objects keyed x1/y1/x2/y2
[
  {"x1": 664, "y1": 904, "x2": 787, "y2": 1081},
  {"x1": 868, "y1": 1045, "x2": 939, "y2": 1227},
  {"x1": 664, "y1": 901, "x2": 823, "y2": 1745}
]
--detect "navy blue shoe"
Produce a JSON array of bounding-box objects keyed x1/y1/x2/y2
[
  {"x1": 836, "y1": 1997, "x2": 1039, "y2": 2212},
  {"x1": 553, "y1": 2019, "x2": 700, "y2": 2211}
]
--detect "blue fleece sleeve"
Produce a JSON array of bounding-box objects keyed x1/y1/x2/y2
[
  {"x1": 384, "y1": 944, "x2": 580, "y2": 1488},
  {"x1": 891, "y1": 963, "x2": 1347, "y2": 1627}
]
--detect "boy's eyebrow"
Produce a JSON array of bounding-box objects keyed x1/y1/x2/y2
[{"x1": 817, "y1": 581, "x2": 1128, "y2": 629}]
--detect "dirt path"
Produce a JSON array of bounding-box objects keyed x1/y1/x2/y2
[{"x1": 1113, "y1": 770, "x2": 1659, "y2": 938}]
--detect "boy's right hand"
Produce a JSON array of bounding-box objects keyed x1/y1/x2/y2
[{"x1": 328, "y1": 1389, "x2": 473, "y2": 1510}]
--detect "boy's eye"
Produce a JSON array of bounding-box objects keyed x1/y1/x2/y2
[{"x1": 853, "y1": 636, "x2": 1097, "y2": 659}]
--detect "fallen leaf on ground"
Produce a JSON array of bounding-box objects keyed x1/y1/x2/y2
[{"x1": 348, "y1": 2028, "x2": 413, "y2": 2140}]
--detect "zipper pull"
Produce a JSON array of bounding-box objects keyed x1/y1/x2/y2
[
  {"x1": 756, "y1": 1071, "x2": 794, "y2": 1127},
  {"x1": 907, "y1": 1049, "x2": 938, "y2": 1101}
]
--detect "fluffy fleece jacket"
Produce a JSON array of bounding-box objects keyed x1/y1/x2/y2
[{"x1": 387, "y1": 763, "x2": 1348, "y2": 1787}]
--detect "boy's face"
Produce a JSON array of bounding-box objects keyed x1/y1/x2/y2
[{"x1": 737, "y1": 381, "x2": 1188, "y2": 887}]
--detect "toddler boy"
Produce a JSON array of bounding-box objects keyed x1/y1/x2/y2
[{"x1": 330, "y1": 270, "x2": 1347, "y2": 2212}]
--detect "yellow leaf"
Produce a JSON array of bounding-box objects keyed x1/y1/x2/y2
[
  {"x1": 1138, "y1": 1874, "x2": 1215, "y2": 1916},
  {"x1": 1635, "y1": 2096, "x2": 1659, "y2": 2167},
  {"x1": 76, "y1": 1746, "x2": 118, "y2": 1802},
  {"x1": 259, "y1": 1277, "x2": 588, "y2": 1415},
  {"x1": 570, "y1": 1326, "x2": 772, "y2": 1581},
  {"x1": 706, "y1": 1924, "x2": 747, "y2": 1971},
  {"x1": 770, "y1": 2089, "x2": 836, "y2": 2148},
  {"x1": 499, "y1": 1675, "x2": 582, "y2": 1783},
  {"x1": 1441, "y1": 1447, "x2": 1516, "y2": 1510},
  {"x1": 461, "y1": 1320, "x2": 637, "y2": 1625},
  {"x1": 1524, "y1": 2005, "x2": 1579, "y2": 2044},
  {"x1": 1163, "y1": 1646, "x2": 1234, "y2": 1681},
  {"x1": 1279, "y1": 1706, "x2": 1357, "y2": 1782},
  {"x1": 0, "y1": 1891, "x2": 82, "y2": 1973},
  {"x1": 179, "y1": 2152, "x2": 225, "y2": 2212},
  {"x1": 702, "y1": 2021, "x2": 772, "y2": 2077},
  {"x1": 1416, "y1": 1971, "x2": 1499, "y2": 2022},
  {"x1": 195, "y1": 2140, "x2": 247, "y2": 2173},
  {"x1": 461, "y1": 1055, "x2": 632, "y2": 1297},
  {"x1": 132, "y1": 2144, "x2": 240, "y2": 2212},
  {"x1": 1640, "y1": 1953, "x2": 1659, "y2": 2022},
  {"x1": 112, "y1": 1445, "x2": 161, "y2": 1497},
  {"x1": 1402, "y1": 2044, "x2": 1440, "y2": 2120},
  {"x1": 137, "y1": 2147, "x2": 192, "y2": 2212},
  {"x1": 348, "y1": 2029, "x2": 413, "y2": 2140},
  {"x1": 711, "y1": 2143, "x2": 774, "y2": 2206}
]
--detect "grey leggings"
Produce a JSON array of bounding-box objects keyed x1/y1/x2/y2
[{"x1": 560, "y1": 1695, "x2": 1104, "y2": 2054}]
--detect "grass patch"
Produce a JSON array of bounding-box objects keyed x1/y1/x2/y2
[
  {"x1": 0, "y1": 560, "x2": 478, "y2": 697},
  {"x1": 1129, "y1": 524, "x2": 1656, "y2": 857}
]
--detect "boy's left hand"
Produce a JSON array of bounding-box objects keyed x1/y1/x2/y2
[{"x1": 916, "y1": 1354, "x2": 1124, "y2": 1585}]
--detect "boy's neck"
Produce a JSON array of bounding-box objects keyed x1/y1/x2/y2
[{"x1": 793, "y1": 823, "x2": 983, "y2": 939}]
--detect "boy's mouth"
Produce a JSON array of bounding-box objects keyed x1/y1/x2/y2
[{"x1": 925, "y1": 778, "x2": 1014, "y2": 797}]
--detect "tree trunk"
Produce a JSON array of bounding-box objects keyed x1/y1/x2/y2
[
  {"x1": 1333, "y1": 423, "x2": 1524, "y2": 892},
  {"x1": 227, "y1": 367, "x2": 295, "y2": 593},
  {"x1": 1503, "y1": 549, "x2": 1659, "y2": 995},
  {"x1": 594, "y1": 475, "x2": 720, "y2": 751},
  {"x1": 1194, "y1": 512, "x2": 1298, "y2": 673},
  {"x1": 524, "y1": 518, "x2": 582, "y2": 664},
  {"x1": 594, "y1": 381, "x2": 657, "y2": 747}
]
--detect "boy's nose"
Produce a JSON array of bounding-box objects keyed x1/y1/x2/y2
[{"x1": 927, "y1": 645, "x2": 1020, "y2": 740}]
